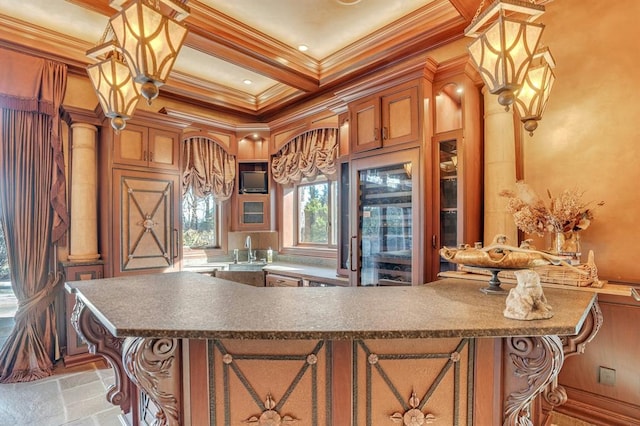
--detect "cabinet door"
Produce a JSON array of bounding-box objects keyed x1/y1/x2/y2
[
  {"x1": 148, "y1": 128, "x2": 180, "y2": 171},
  {"x1": 113, "y1": 124, "x2": 149, "y2": 168},
  {"x1": 350, "y1": 96, "x2": 381, "y2": 153},
  {"x1": 350, "y1": 148, "x2": 422, "y2": 286},
  {"x1": 266, "y1": 274, "x2": 301, "y2": 287},
  {"x1": 433, "y1": 131, "x2": 462, "y2": 278},
  {"x1": 113, "y1": 169, "x2": 181, "y2": 275},
  {"x1": 381, "y1": 85, "x2": 419, "y2": 147},
  {"x1": 236, "y1": 194, "x2": 270, "y2": 230}
]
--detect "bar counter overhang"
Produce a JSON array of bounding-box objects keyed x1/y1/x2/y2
[{"x1": 66, "y1": 271, "x2": 600, "y2": 425}]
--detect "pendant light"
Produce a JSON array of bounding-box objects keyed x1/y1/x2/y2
[
  {"x1": 514, "y1": 47, "x2": 556, "y2": 136},
  {"x1": 86, "y1": 30, "x2": 141, "y2": 132},
  {"x1": 465, "y1": 0, "x2": 545, "y2": 110},
  {"x1": 109, "y1": 0, "x2": 190, "y2": 104}
]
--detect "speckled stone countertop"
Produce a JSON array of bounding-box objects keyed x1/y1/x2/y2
[{"x1": 66, "y1": 271, "x2": 595, "y2": 341}]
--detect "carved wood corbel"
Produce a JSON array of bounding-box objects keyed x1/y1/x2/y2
[
  {"x1": 543, "y1": 300, "x2": 604, "y2": 408},
  {"x1": 122, "y1": 337, "x2": 182, "y2": 426},
  {"x1": 503, "y1": 335, "x2": 565, "y2": 426},
  {"x1": 70, "y1": 297, "x2": 130, "y2": 413}
]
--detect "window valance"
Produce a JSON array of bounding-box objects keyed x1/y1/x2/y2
[
  {"x1": 182, "y1": 136, "x2": 236, "y2": 202},
  {"x1": 271, "y1": 128, "x2": 338, "y2": 185}
]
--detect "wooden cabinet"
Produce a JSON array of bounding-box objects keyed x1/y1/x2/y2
[
  {"x1": 99, "y1": 111, "x2": 186, "y2": 278},
  {"x1": 350, "y1": 83, "x2": 419, "y2": 153},
  {"x1": 266, "y1": 273, "x2": 301, "y2": 287},
  {"x1": 233, "y1": 161, "x2": 271, "y2": 231},
  {"x1": 113, "y1": 124, "x2": 179, "y2": 171},
  {"x1": 62, "y1": 261, "x2": 103, "y2": 367},
  {"x1": 428, "y1": 73, "x2": 483, "y2": 281},
  {"x1": 236, "y1": 194, "x2": 269, "y2": 229}
]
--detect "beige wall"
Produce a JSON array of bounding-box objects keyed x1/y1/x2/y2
[{"x1": 514, "y1": 0, "x2": 640, "y2": 282}]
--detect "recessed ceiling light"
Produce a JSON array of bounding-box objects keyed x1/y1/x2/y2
[
  {"x1": 298, "y1": 44, "x2": 309, "y2": 52},
  {"x1": 243, "y1": 79, "x2": 252, "y2": 85},
  {"x1": 456, "y1": 87, "x2": 463, "y2": 94},
  {"x1": 336, "y1": 0, "x2": 362, "y2": 5}
]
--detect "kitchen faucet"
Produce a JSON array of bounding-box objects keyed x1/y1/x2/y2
[{"x1": 244, "y1": 235, "x2": 255, "y2": 263}]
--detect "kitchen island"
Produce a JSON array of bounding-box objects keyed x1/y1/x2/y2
[{"x1": 67, "y1": 271, "x2": 600, "y2": 426}]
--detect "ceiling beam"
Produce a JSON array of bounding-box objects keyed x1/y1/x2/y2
[{"x1": 67, "y1": 0, "x2": 320, "y2": 92}]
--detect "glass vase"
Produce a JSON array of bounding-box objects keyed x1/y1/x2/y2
[{"x1": 551, "y1": 231, "x2": 581, "y2": 262}]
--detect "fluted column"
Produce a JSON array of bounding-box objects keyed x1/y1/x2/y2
[
  {"x1": 483, "y1": 89, "x2": 518, "y2": 245},
  {"x1": 68, "y1": 123, "x2": 100, "y2": 261}
]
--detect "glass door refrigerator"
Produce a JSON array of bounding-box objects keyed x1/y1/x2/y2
[{"x1": 349, "y1": 148, "x2": 422, "y2": 286}]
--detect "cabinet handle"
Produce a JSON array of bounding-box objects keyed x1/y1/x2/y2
[
  {"x1": 374, "y1": 128, "x2": 379, "y2": 141},
  {"x1": 143, "y1": 150, "x2": 147, "y2": 161},
  {"x1": 149, "y1": 151, "x2": 153, "y2": 162},
  {"x1": 382, "y1": 126, "x2": 388, "y2": 140},
  {"x1": 432, "y1": 234, "x2": 437, "y2": 249},
  {"x1": 173, "y1": 229, "x2": 179, "y2": 260},
  {"x1": 350, "y1": 236, "x2": 357, "y2": 272}
]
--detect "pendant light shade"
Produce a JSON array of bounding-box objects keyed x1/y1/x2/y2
[
  {"x1": 86, "y1": 41, "x2": 141, "y2": 132},
  {"x1": 514, "y1": 47, "x2": 556, "y2": 136},
  {"x1": 109, "y1": 0, "x2": 190, "y2": 104},
  {"x1": 465, "y1": 0, "x2": 545, "y2": 109}
]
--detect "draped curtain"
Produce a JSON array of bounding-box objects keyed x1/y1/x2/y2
[
  {"x1": 271, "y1": 128, "x2": 338, "y2": 185},
  {"x1": 0, "y1": 48, "x2": 69, "y2": 382},
  {"x1": 182, "y1": 135, "x2": 236, "y2": 202}
]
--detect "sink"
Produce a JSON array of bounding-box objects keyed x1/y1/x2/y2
[{"x1": 227, "y1": 262, "x2": 266, "y2": 271}]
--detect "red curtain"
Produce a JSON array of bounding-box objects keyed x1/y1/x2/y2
[{"x1": 0, "y1": 47, "x2": 68, "y2": 382}]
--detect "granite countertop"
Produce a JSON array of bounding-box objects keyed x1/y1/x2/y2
[
  {"x1": 183, "y1": 261, "x2": 349, "y2": 286},
  {"x1": 262, "y1": 262, "x2": 349, "y2": 286},
  {"x1": 66, "y1": 271, "x2": 595, "y2": 341}
]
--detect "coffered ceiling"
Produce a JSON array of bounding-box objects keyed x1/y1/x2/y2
[{"x1": 0, "y1": 0, "x2": 482, "y2": 120}]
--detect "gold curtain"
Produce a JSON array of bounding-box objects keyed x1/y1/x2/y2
[
  {"x1": 271, "y1": 128, "x2": 338, "y2": 185},
  {"x1": 182, "y1": 135, "x2": 236, "y2": 202},
  {"x1": 0, "y1": 50, "x2": 68, "y2": 382}
]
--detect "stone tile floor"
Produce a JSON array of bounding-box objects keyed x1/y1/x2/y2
[
  {"x1": 1, "y1": 283, "x2": 124, "y2": 426},
  {"x1": 0, "y1": 358, "x2": 124, "y2": 426}
]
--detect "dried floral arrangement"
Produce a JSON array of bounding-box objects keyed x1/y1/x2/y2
[{"x1": 499, "y1": 182, "x2": 604, "y2": 236}]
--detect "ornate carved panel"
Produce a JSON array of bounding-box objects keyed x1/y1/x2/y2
[
  {"x1": 114, "y1": 170, "x2": 180, "y2": 274},
  {"x1": 353, "y1": 338, "x2": 473, "y2": 426},
  {"x1": 208, "y1": 339, "x2": 331, "y2": 426}
]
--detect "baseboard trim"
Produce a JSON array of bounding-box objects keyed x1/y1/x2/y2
[{"x1": 554, "y1": 386, "x2": 640, "y2": 426}]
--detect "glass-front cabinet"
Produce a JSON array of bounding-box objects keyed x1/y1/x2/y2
[
  {"x1": 435, "y1": 130, "x2": 462, "y2": 274},
  {"x1": 349, "y1": 148, "x2": 422, "y2": 286},
  {"x1": 429, "y1": 75, "x2": 483, "y2": 281}
]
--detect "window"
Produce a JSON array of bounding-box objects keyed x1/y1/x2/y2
[
  {"x1": 182, "y1": 187, "x2": 220, "y2": 248},
  {"x1": 285, "y1": 176, "x2": 338, "y2": 248}
]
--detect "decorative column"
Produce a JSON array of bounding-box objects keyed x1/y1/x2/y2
[
  {"x1": 68, "y1": 123, "x2": 100, "y2": 261},
  {"x1": 483, "y1": 88, "x2": 518, "y2": 245}
]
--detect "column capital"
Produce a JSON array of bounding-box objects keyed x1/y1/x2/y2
[{"x1": 70, "y1": 122, "x2": 98, "y2": 132}]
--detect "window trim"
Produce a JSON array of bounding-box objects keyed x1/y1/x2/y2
[{"x1": 278, "y1": 175, "x2": 338, "y2": 258}]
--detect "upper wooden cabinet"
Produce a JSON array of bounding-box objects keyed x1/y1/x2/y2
[
  {"x1": 349, "y1": 82, "x2": 419, "y2": 153},
  {"x1": 113, "y1": 124, "x2": 180, "y2": 171}
]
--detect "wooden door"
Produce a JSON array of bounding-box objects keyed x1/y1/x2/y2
[
  {"x1": 350, "y1": 96, "x2": 381, "y2": 153},
  {"x1": 148, "y1": 128, "x2": 180, "y2": 171},
  {"x1": 380, "y1": 84, "x2": 419, "y2": 147},
  {"x1": 113, "y1": 169, "x2": 181, "y2": 275},
  {"x1": 113, "y1": 124, "x2": 149, "y2": 168}
]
